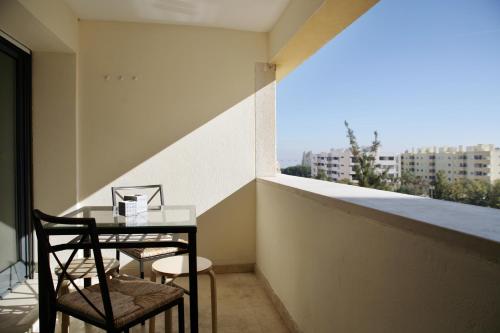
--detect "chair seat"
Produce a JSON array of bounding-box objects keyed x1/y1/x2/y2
[
  {"x1": 114, "y1": 234, "x2": 187, "y2": 259},
  {"x1": 120, "y1": 246, "x2": 184, "y2": 259},
  {"x1": 55, "y1": 258, "x2": 119, "y2": 280},
  {"x1": 58, "y1": 274, "x2": 183, "y2": 328},
  {"x1": 99, "y1": 233, "x2": 186, "y2": 243}
]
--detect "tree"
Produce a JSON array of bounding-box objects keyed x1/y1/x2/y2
[
  {"x1": 281, "y1": 165, "x2": 311, "y2": 178},
  {"x1": 432, "y1": 174, "x2": 494, "y2": 208},
  {"x1": 462, "y1": 179, "x2": 490, "y2": 206},
  {"x1": 314, "y1": 169, "x2": 329, "y2": 181},
  {"x1": 344, "y1": 121, "x2": 390, "y2": 190},
  {"x1": 446, "y1": 179, "x2": 490, "y2": 207},
  {"x1": 433, "y1": 171, "x2": 451, "y2": 200},
  {"x1": 446, "y1": 179, "x2": 466, "y2": 202},
  {"x1": 489, "y1": 180, "x2": 500, "y2": 209},
  {"x1": 398, "y1": 170, "x2": 429, "y2": 196},
  {"x1": 337, "y1": 178, "x2": 354, "y2": 185}
]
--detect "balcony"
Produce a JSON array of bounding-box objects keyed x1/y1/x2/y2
[
  {"x1": 4, "y1": 174, "x2": 500, "y2": 333},
  {"x1": 1, "y1": 0, "x2": 500, "y2": 333}
]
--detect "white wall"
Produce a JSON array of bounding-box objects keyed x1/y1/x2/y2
[
  {"x1": 75, "y1": 21, "x2": 271, "y2": 267},
  {"x1": 256, "y1": 178, "x2": 500, "y2": 333},
  {"x1": 77, "y1": 21, "x2": 267, "y2": 202}
]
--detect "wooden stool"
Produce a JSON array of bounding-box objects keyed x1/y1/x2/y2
[{"x1": 150, "y1": 255, "x2": 217, "y2": 333}]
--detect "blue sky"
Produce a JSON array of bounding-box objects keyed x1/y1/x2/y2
[{"x1": 277, "y1": 0, "x2": 500, "y2": 167}]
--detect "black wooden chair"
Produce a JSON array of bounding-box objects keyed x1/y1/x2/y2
[
  {"x1": 111, "y1": 185, "x2": 187, "y2": 279},
  {"x1": 33, "y1": 209, "x2": 185, "y2": 333}
]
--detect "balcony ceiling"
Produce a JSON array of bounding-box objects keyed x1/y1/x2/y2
[{"x1": 64, "y1": 0, "x2": 290, "y2": 32}]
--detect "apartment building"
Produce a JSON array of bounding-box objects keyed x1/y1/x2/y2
[
  {"x1": 311, "y1": 148, "x2": 399, "y2": 182},
  {"x1": 401, "y1": 144, "x2": 500, "y2": 184}
]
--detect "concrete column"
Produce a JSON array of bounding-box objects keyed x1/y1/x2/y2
[
  {"x1": 255, "y1": 63, "x2": 277, "y2": 177},
  {"x1": 32, "y1": 52, "x2": 78, "y2": 214}
]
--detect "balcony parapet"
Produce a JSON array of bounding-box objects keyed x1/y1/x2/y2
[{"x1": 258, "y1": 174, "x2": 500, "y2": 263}]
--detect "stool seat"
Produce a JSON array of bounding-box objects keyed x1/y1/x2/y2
[
  {"x1": 150, "y1": 255, "x2": 217, "y2": 333},
  {"x1": 152, "y1": 255, "x2": 212, "y2": 277}
]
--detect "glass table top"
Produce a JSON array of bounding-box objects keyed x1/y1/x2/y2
[{"x1": 47, "y1": 205, "x2": 197, "y2": 229}]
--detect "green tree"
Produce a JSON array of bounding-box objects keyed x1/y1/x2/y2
[
  {"x1": 433, "y1": 175, "x2": 493, "y2": 208},
  {"x1": 463, "y1": 179, "x2": 490, "y2": 206},
  {"x1": 446, "y1": 179, "x2": 466, "y2": 202},
  {"x1": 433, "y1": 171, "x2": 451, "y2": 199},
  {"x1": 344, "y1": 121, "x2": 390, "y2": 190},
  {"x1": 337, "y1": 178, "x2": 354, "y2": 185},
  {"x1": 315, "y1": 169, "x2": 329, "y2": 181},
  {"x1": 398, "y1": 171, "x2": 429, "y2": 196},
  {"x1": 281, "y1": 165, "x2": 311, "y2": 178},
  {"x1": 489, "y1": 180, "x2": 500, "y2": 209}
]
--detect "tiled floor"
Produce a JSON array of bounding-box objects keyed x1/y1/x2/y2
[{"x1": 0, "y1": 273, "x2": 289, "y2": 333}]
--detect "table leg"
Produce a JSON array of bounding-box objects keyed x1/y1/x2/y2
[
  {"x1": 83, "y1": 235, "x2": 91, "y2": 287},
  {"x1": 83, "y1": 211, "x2": 91, "y2": 288},
  {"x1": 188, "y1": 231, "x2": 198, "y2": 333}
]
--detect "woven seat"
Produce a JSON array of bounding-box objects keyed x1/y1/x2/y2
[
  {"x1": 99, "y1": 233, "x2": 186, "y2": 243},
  {"x1": 114, "y1": 233, "x2": 187, "y2": 259},
  {"x1": 121, "y1": 246, "x2": 184, "y2": 259},
  {"x1": 59, "y1": 274, "x2": 183, "y2": 329},
  {"x1": 54, "y1": 257, "x2": 119, "y2": 280}
]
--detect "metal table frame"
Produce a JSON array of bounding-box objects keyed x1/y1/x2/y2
[{"x1": 37, "y1": 205, "x2": 199, "y2": 333}]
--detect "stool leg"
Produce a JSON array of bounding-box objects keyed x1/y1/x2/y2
[
  {"x1": 165, "y1": 309, "x2": 172, "y2": 333},
  {"x1": 208, "y1": 269, "x2": 217, "y2": 333},
  {"x1": 59, "y1": 283, "x2": 70, "y2": 333},
  {"x1": 149, "y1": 271, "x2": 156, "y2": 333}
]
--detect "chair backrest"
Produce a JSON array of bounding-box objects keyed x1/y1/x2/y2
[
  {"x1": 32, "y1": 210, "x2": 115, "y2": 329},
  {"x1": 111, "y1": 184, "x2": 164, "y2": 207}
]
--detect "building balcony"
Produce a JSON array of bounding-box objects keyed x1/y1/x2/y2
[
  {"x1": 1, "y1": 0, "x2": 500, "y2": 332},
  {"x1": 4, "y1": 174, "x2": 500, "y2": 333}
]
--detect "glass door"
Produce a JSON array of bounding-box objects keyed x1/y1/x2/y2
[{"x1": 0, "y1": 35, "x2": 32, "y2": 296}]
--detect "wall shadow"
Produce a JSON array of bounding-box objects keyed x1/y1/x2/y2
[
  {"x1": 119, "y1": 180, "x2": 256, "y2": 275},
  {"x1": 77, "y1": 21, "x2": 272, "y2": 201}
]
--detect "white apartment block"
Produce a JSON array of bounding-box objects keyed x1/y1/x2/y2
[
  {"x1": 401, "y1": 144, "x2": 500, "y2": 184},
  {"x1": 311, "y1": 148, "x2": 400, "y2": 182}
]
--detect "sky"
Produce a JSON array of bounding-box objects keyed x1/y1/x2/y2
[{"x1": 277, "y1": 0, "x2": 500, "y2": 167}]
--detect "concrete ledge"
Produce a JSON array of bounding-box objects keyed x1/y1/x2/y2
[{"x1": 258, "y1": 175, "x2": 500, "y2": 263}]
